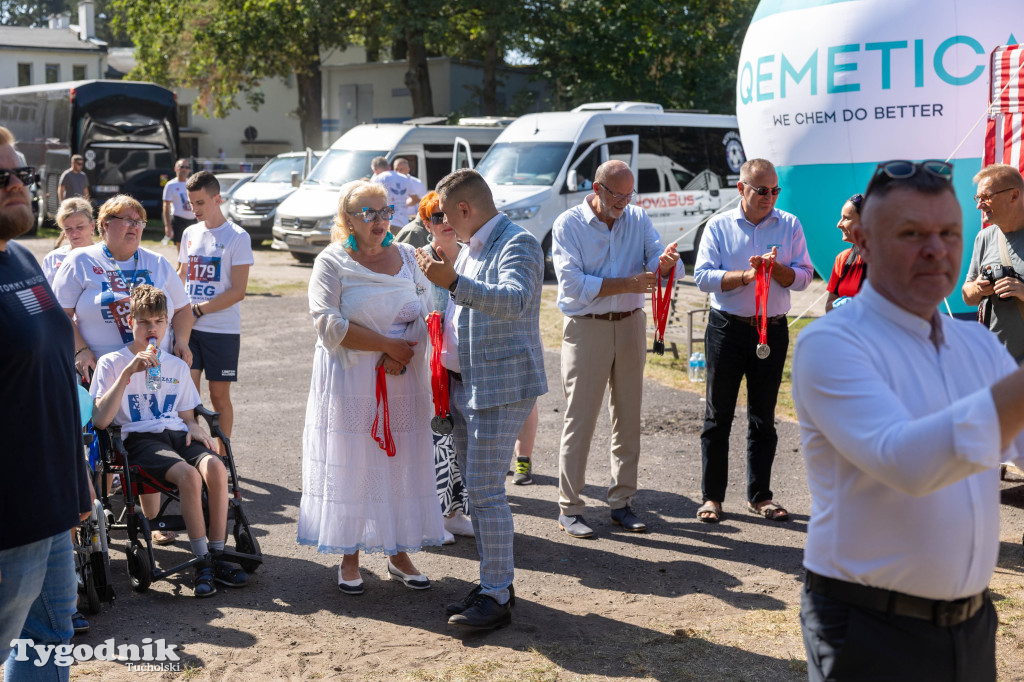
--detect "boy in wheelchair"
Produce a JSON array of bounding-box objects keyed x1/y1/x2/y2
[{"x1": 90, "y1": 284, "x2": 248, "y2": 597}]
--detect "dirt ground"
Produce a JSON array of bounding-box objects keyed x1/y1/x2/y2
[{"x1": 11, "y1": 237, "x2": 1024, "y2": 681}]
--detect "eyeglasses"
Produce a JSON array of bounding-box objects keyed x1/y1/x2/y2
[
  {"x1": 747, "y1": 185, "x2": 782, "y2": 196},
  {"x1": 429, "y1": 212, "x2": 446, "y2": 225},
  {"x1": 974, "y1": 187, "x2": 1015, "y2": 204},
  {"x1": 350, "y1": 206, "x2": 395, "y2": 223},
  {"x1": 0, "y1": 167, "x2": 37, "y2": 189},
  {"x1": 597, "y1": 185, "x2": 637, "y2": 202},
  {"x1": 112, "y1": 215, "x2": 146, "y2": 229}
]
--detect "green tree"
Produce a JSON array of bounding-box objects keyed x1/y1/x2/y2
[
  {"x1": 524, "y1": 0, "x2": 757, "y2": 113},
  {"x1": 111, "y1": 0, "x2": 353, "y2": 148},
  {"x1": 0, "y1": 0, "x2": 67, "y2": 27}
]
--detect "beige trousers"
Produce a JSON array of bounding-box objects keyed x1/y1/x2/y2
[{"x1": 557, "y1": 311, "x2": 647, "y2": 516}]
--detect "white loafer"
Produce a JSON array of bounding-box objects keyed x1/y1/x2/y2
[{"x1": 386, "y1": 561, "x2": 430, "y2": 590}]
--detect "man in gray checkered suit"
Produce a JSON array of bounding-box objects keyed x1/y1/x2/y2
[{"x1": 416, "y1": 169, "x2": 547, "y2": 631}]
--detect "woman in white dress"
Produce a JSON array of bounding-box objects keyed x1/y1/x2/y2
[
  {"x1": 41, "y1": 197, "x2": 96, "y2": 284},
  {"x1": 298, "y1": 180, "x2": 444, "y2": 595}
]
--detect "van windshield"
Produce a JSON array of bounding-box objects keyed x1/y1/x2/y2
[
  {"x1": 304, "y1": 149, "x2": 384, "y2": 186},
  {"x1": 253, "y1": 154, "x2": 317, "y2": 184},
  {"x1": 476, "y1": 142, "x2": 572, "y2": 186}
]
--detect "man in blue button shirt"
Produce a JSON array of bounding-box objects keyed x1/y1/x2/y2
[
  {"x1": 693, "y1": 158, "x2": 813, "y2": 524},
  {"x1": 551, "y1": 160, "x2": 683, "y2": 538}
]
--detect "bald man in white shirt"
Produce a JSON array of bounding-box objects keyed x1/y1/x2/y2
[{"x1": 792, "y1": 160, "x2": 1024, "y2": 682}]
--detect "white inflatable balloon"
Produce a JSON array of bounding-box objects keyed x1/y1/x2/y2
[{"x1": 736, "y1": 0, "x2": 1020, "y2": 313}]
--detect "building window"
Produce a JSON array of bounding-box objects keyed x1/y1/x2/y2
[
  {"x1": 177, "y1": 104, "x2": 190, "y2": 129},
  {"x1": 45, "y1": 64, "x2": 59, "y2": 83},
  {"x1": 73, "y1": 65, "x2": 86, "y2": 80},
  {"x1": 17, "y1": 63, "x2": 31, "y2": 87}
]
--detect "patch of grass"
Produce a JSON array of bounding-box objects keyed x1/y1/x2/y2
[
  {"x1": 538, "y1": 286, "x2": 820, "y2": 422},
  {"x1": 246, "y1": 279, "x2": 308, "y2": 296}
]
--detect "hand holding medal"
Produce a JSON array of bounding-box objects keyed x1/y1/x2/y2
[
  {"x1": 426, "y1": 311, "x2": 454, "y2": 435},
  {"x1": 752, "y1": 247, "x2": 777, "y2": 360}
]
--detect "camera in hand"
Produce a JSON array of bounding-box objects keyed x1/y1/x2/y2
[{"x1": 983, "y1": 263, "x2": 1018, "y2": 284}]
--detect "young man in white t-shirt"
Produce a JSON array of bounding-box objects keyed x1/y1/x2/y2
[
  {"x1": 176, "y1": 171, "x2": 254, "y2": 456},
  {"x1": 163, "y1": 159, "x2": 196, "y2": 246},
  {"x1": 90, "y1": 285, "x2": 247, "y2": 597}
]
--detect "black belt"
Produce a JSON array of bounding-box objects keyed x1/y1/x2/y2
[
  {"x1": 717, "y1": 309, "x2": 787, "y2": 326},
  {"x1": 448, "y1": 369, "x2": 462, "y2": 382},
  {"x1": 805, "y1": 571, "x2": 987, "y2": 628},
  {"x1": 574, "y1": 308, "x2": 638, "y2": 321}
]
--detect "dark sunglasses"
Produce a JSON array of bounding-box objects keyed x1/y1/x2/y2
[
  {"x1": 0, "y1": 167, "x2": 37, "y2": 188},
  {"x1": 873, "y1": 159, "x2": 952, "y2": 181},
  {"x1": 429, "y1": 212, "x2": 446, "y2": 225},
  {"x1": 748, "y1": 185, "x2": 781, "y2": 196}
]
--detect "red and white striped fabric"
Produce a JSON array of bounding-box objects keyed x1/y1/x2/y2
[{"x1": 985, "y1": 45, "x2": 1024, "y2": 173}]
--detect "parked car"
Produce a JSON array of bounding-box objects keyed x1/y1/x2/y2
[
  {"x1": 215, "y1": 172, "x2": 256, "y2": 202},
  {"x1": 273, "y1": 122, "x2": 506, "y2": 262},
  {"x1": 227, "y1": 150, "x2": 323, "y2": 243}
]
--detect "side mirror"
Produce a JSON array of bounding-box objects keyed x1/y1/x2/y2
[
  {"x1": 566, "y1": 169, "x2": 578, "y2": 193},
  {"x1": 291, "y1": 171, "x2": 301, "y2": 188},
  {"x1": 709, "y1": 188, "x2": 719, "y2": 198}
]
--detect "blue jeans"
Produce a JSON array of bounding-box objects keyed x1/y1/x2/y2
[{"x1": 0, "y1": 531, "x2": 76, "y2": 682}]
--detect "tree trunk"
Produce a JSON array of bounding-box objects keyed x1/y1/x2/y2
[
  {"x1": 481, "y1": 39, "x2": 499, "y2": 115},
  {"x1": 404, "y1": 27, "x2": 433, "y2": 117},
  {"x1": 296, "y1": 51, "x2": 323, "y2": 150}
]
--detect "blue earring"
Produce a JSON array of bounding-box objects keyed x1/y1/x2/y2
[
  {"x1": 382, "y1": 232, "x2": 394, "y2": 247},
  {"x1": 343, "y1": 234, "x2": 357, "y2": 251}
]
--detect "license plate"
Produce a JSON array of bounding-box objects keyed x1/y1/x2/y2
[
  {"x1": 242, "y1": 217, "x2": 263, "y2": 228},
  {"x1": 285, "y1": 235, "x2": 305, "y2": 247},
  {"x1": 95, "y1": 185, "x2": 119, "y2": 193}
]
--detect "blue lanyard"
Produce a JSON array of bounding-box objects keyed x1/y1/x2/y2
[{"x1": 101, "y1": 244, "x2": 140, "y2": 293}]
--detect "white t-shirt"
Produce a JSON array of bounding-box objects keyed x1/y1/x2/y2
[
  {"x1": 177, "y1": 220, "x2": 254, "y2": 334},
  {"x1": 162, "y1": 179, "x2": 195, "y2": 220},
  {"x1": 41, "y1": 244, "x2": 71, "y2": 284},
  {"x1": 370, "y1": 171, "x2": 416, "y2": 220},
  {"x1": 52, "y1": 244, "x2": 188, "y2": 357},
  {"x1": 90, "y1": 347, "x2": 200, "y2": 435},
  {"x1": 403, "y1": 175, "x2": 427, "y2": 221}
]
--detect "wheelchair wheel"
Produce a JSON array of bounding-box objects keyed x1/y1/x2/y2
[
  {"x1": 126, "y1": 541, "x2": 152, "y2": 593},
  {"x1": 84, "y1": 563, "x2": 102, "y2": 614},
  {"x1": 233, "y1": 526, "x2": 262, "y2": 574}
]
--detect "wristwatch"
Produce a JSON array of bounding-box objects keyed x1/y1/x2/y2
[{"x1": 448, "y1": 275, "x2": 459, "y2": 298}]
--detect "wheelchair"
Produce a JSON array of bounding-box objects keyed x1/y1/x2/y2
[
  {"x1": 74, "y1": 423, "x2": 116, "y2": 614},
  {"x1": 98, "y1": 405, "x2": 263, "y2": 593}
]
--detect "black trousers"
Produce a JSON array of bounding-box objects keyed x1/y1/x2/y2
[
  {"x1": 801, "y1": 582, "x2": 997, "y2": 682},
  {"x1": 700, "y1": 308, "x2": 788, "y2": 504}
]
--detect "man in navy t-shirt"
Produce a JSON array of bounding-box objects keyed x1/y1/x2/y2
[{"x1": 0, "y1": 125, "x2": 92, "y2": 677}]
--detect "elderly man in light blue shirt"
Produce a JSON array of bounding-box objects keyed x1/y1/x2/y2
[
  {"x1": 692, "y1": 157, "x2": 813, "y2": 525},
  {"x1": 551, "y1": 159, "x2": 683, "y2": 539}
]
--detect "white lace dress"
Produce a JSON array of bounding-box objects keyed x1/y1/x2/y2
[{"x1": 298, "y1": 243, "x2": 444, "y2": 555}]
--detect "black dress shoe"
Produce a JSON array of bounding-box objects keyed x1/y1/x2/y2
[
  {"x1": 446, "y1": 584, "x2": 515, "y2": 616},
  {"x1": 610, "y1": 506, "x2": 647, "y2": 532},
  {"x1": 448, "y1": 593, "x2": 512, "y2": 630}
]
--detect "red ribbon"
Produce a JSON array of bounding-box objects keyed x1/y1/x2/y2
[
  {"x1": 371, "y1": 364, "x2": 396, "y2": 457},
  {"x1": 426, "y1": 311, "x2": 450, "y2": 420},
  {"x1": 755, "y1": 257, "x2": 775, "y2": 347},
  {"x1": 652, "y1": 267, "x2": 675, "y2": 345}
]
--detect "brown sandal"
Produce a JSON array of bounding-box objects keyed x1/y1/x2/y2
[
  {"x1": 696, "y1": 501, "x2": 722, "y2": 523},
  {"x1": 747, "y1": 501, "x2": 789, "y2": 522},
  {"x1": 152, "y1": 529, "x2": 178, "y2": 545}
]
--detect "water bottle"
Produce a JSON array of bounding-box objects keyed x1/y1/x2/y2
[
  {"x1": 833, "y1": 296, "x2": 851, "y2": 309},
  {"x1": 145, "y1": 336, "x2": 161, "y2": 391},
  {"x1": 696, "y1": 352, "x2": 706, "y2": 383},
  {"x1": 688, "y1": 352, "x2": 698, "y2": 382}
]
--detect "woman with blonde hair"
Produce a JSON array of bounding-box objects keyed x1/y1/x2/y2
[
  {"x1": 41, "y1": 197, "x2": 96, "y2": 284},
  {"x1": 298, "y1": 180, "x2": 444, "y2": 595}
]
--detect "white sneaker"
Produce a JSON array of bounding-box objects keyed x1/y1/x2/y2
[
  {"x1": 444, "y1": 512, "x2": 475, "y2": 537},
  {"x1": 442, "y1": 529, "x2": 455, "y2": 545}
]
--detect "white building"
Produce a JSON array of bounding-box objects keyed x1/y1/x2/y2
[{"x1": 0, "y1": 2, "x2": 106, "y2": 89}]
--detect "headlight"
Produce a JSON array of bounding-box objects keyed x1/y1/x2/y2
[
  {"x1": 505, "y1": 206, "x2": 540, "y2": 221},
  {"x1": 274, "y1": 213, "x2": 284, "y2": 227}
]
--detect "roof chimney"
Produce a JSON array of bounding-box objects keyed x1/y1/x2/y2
[
  {"x1": 78, "y1": 0, "x2": 95, "y2": 41},
  {"x1": 48, "y1": 13, "x2": 70, "y2": 30}
]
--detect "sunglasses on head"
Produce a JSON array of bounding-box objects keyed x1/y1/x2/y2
[
  {"x1": 0, "y1": 167, "x2": 37, "y2": 188},
  {"x1": 748, "y1": 185, "x2": 781, "y2": 196},
  {"x1": 429, "y1": 212, "x2": 446, "y2": 225},
  {"x1": 873, "y1": 159, "x2": 952, "y2": 181}
]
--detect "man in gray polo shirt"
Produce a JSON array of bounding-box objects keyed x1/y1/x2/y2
[{"x1": 58, "y1": 155, "x2": 90, "y2": 201}]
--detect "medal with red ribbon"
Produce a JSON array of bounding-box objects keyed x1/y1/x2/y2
[
  {"x1": 651, "y1": 267, "x2": 675, "y2": 355},
  {"x1": 426, "y1": 311, "x2": 454, "y2": 435},
  {"x1": 754, "y1": 256, "x2": 775, "y2": 360},
  {"x1": 371, "y1": 364, "x2": 396, "y2": 457}
]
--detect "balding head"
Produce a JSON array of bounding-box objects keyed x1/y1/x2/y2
[
  {"x1": 595, "y1": 160, "x2": 632, "y2": 188},
  {"x1": 591, "y1": 160, "x2": 635, "y2": 227}
]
